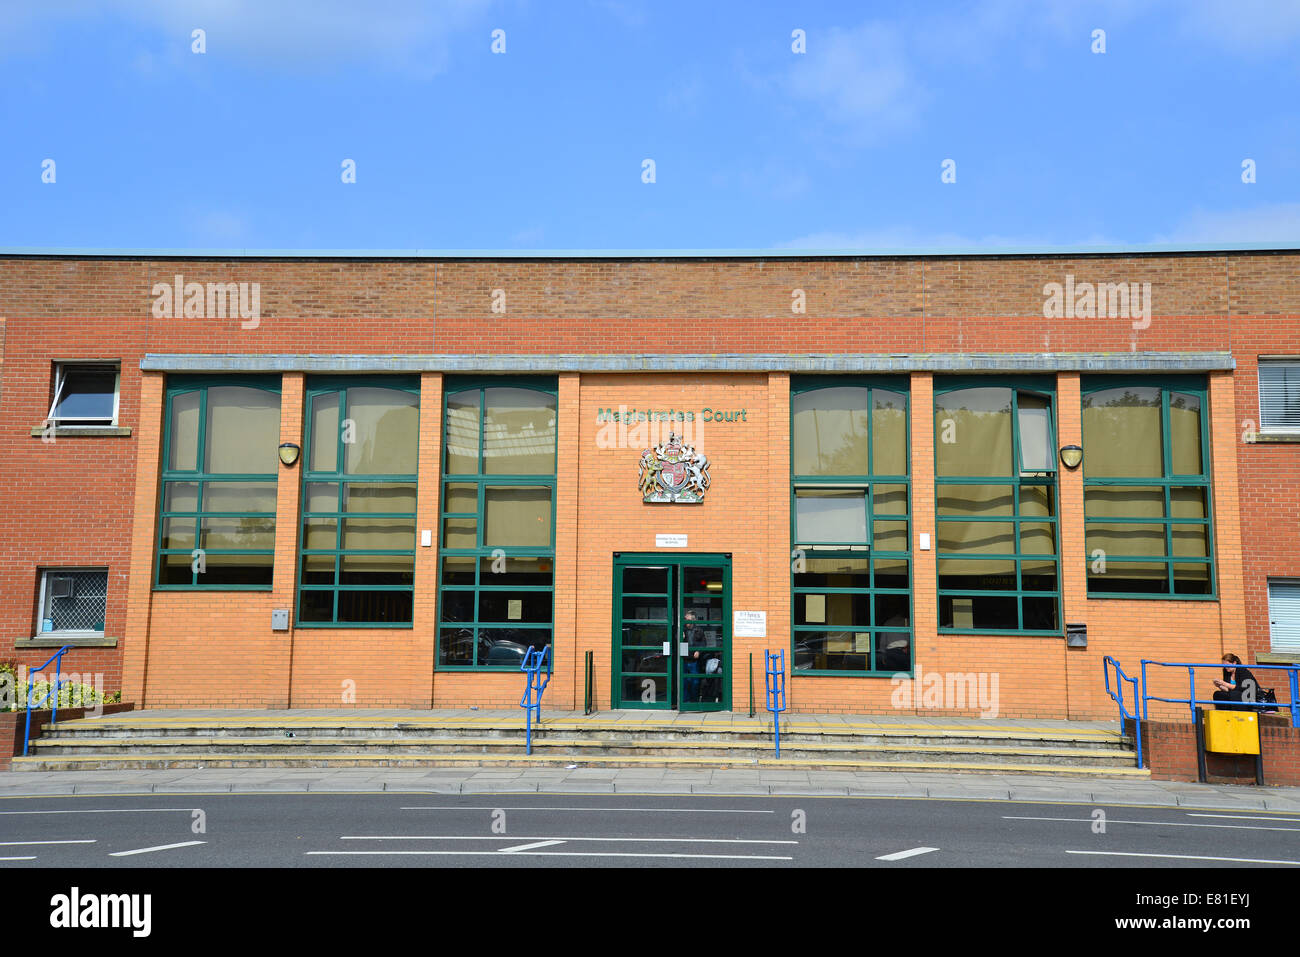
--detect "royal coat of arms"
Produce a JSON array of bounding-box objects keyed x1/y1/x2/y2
[{"x1": 638, "y1": 432, "x2": 710, "y2": 503}]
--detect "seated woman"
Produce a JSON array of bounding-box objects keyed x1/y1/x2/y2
[{"x1": 1211, "y1": 654, "x2": 1259, "y2": 711}]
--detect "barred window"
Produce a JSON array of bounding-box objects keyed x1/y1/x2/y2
[{"x1": 38, "y1": 570, "x2": 107, "y2": 634}]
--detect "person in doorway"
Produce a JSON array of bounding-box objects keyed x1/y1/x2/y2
[
  {"x1": 1212, "y1": 654, "x2": 1259, "y2": 712},
  {"x1": 682, "y1": 611, "x2": 703, "y2": 703}
]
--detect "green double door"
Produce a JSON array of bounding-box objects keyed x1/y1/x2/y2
[{"x1": 613, "y1": 554, "x2": 731, "y2": 711}]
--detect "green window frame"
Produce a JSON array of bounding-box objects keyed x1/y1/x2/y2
[
  {"x1": 789, "y1": 376, "x2": 913, "y2": 676},
  {"x1": 156, "y1": 375, "x2": 282, "y2": 590},
  {"x1": 1082, "y1": 375, "x2": 1215, "y2": 598},
  {"x1": 298, "y1": 376, "x2": 420, "y2": 627},
  {"x1": 934, "y1": 377, "x2": 1061, "y2": 635},
  {"x1": 437, "y1": 377, "x2": 558, "y2": 670}
]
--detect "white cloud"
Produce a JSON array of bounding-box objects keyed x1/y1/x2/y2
[
  {"x1": 0, "y1": 0, "x2": 495, "y2": 77},
  {"x1": 1153, "y1": 203, "x2": 1300, "y2": 244}
]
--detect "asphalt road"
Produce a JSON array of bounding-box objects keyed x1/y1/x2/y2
[{"x1": 2, "y1": 791, "x2": 1299, "y2": 868}]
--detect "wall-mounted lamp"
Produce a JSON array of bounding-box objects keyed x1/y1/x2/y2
[
  {"x1": 278, "y1": 442, "x2": 301, "y2": 467},
  {"x1": 1059, "y1": 444, "x2": 1084, "y2": 470}
]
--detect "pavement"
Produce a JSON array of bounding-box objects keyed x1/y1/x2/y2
[{"x1": 3, "y1": 766, "x2": 1300, "y2": 810}]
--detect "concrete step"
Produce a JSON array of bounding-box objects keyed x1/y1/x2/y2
[
  {"x1": 9, "y1": 751, "x2": 1151, "y2": 777},
  {"x1": 23, "y1": 734, "x2": 1137, "y2": 767}
]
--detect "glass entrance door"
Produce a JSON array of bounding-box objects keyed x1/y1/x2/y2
[{"x1": 613, "y1": 554, "x2": 730, "y2": 711}]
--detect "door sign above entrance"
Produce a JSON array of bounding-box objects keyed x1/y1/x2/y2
[{"x1": 639, "y1": 432, "x2": 710, "y2": 504}]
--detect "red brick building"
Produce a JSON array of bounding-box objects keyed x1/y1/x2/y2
[{"x1": 1, "y1": 247, "x2": 1296, "y2": 720}]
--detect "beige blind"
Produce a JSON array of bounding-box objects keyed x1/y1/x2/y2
[
  {"x1": 169, "y1": 392, "x2": 200, "y2": 470},
  {"x1": 484, "y1": 487, "x2": 552, "y2": 547},
  {"x1": 793, "y1": 387, "x2": 870, "y2": 475},
  {"x1": 444, "y1": 390, "x2": 480, "y2": 474},
  {"x1": 206, "y1": 387, "x2": 280, "y2": 473},
  {"x1": 935, "y1": 388, "x2": 1012, "y2": 476},
  {"x1": 1082, "y1": 387, "x2": 1162, "y2": 477},
  {"x1": 310, "y1": 393, "x2": 339, "y2": 472},
  {"x1": 483, "y1": 388, "x2": 557, "y2": 474},
  {"x1": 872, "y1": 390, "x2": 908, "y2": 475},
  {"x1": 1169, "y1": 393, "x2": 1203, "y2": 474},
  {"x1": 344, "y1": 388, "x2": 419, "y2": 475}
]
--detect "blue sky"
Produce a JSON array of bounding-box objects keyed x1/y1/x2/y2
[{"x1": 2, "y1": 0, "x2": 1298, "y2": 251}]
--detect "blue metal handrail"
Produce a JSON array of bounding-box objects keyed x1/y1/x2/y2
[
  {"x1": 22, "y1": 645, "x2": 72, "y2": 757},
  {"x1": 1139, "y1": 659, "x2": 1300, "y2": 729},
  {"x1": 1102, "y1": 656, "x2": 1143, "y2": 769},
  {"x1": 764, "y1": 649, "x2": 787, "y2": 758},
  {"x1": 519, "y1": 645, "x2": 552, "y2": 756}
]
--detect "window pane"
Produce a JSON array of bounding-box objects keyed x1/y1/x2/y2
[
  {"x1": 168, "y1": 391, "x2": 200, "y2": 470},
  {"x1": 201, "y1": 552, "x2": 273, "y2": 586},
  {"x1": 442, "y1": 517, "x2": 477, "y2": 549},
  {"x1": 1019, "y1": 522, "x2": 1056, "y2": 555},
  {"x1": 302, "y1": 554, "x2": 335, "y2": 585},
  {"x1": 875, "y1": 632, "x2": 911, "y2": 672},
  {"x1": 340, "y1": 553, "x2": 414, "y2": 585},
  {"x1": 158, "y1": 553, "x2": 192, "y2": 585},
  {"x1": 1017, "y1": 393, "x2": 1053, "y2": 472},
  {"x1": 484, "y1": 487, "x2": 552, "y2": 547},
  {"x1": 873, "y1": 484, "x2": 908, "y2": 515},
  {"x1": 795, "y1": 592, "x2": 868, "y2": 627},
  {"x1": 874, "y1": 593, "x2": 909, "y2": 627},
  {"x1": 304, "y1": 482, "x2": 339, "y2": 513},
  {"x1": 40, "y1": 570, "x2": 108, "y2": 631},
  {"x1": 206, "y1": 386, "x2": 280, "y2": 473},
  {"x1": 444, "y1": 390, "x2": 480, "y2": 474},
  {"x1": 55, "y1": 368, "x2": 116, "y2": 421},
  {"x1": 439, "y1": 627, "x2": 474, "y2": 665},
  {"x1": 1086, "y1": 523, "x2": 1166, "y2": 557},
  {"x1": 341, "y1": 517, "x2": 415, "y2": 550},
  {"x1": 794, "y1": 488, "x2": 867, "y2": 543},
  {"x1": 200, "y1": 517, "x2": 275, "y2": 550},
  {"x1": 479, "y1": 628, "x2": 549, "y2": 664},
  {"x1": 336, "y1": 590, "x2": 412, "y2": 623},
  {"x1": 937, "y1": 522, "x2": 1014, "y2": 554},
  {"x1": 1171, "y1": 524, "x2": 1209, "y2": 557},
  {"x1": 1169, "y1": 392, "x2": 1203, "y2": 475},
  {"x1": 344, "y1": 482, "x2": 417, "y2": 514},
  {"x1": 444, "y1": 483, "x2": 478, "y2": 514},
  {"x1": 343, "y1": 387, "x2": 418, "y2": 475},
  {"x1": 1019, "y1": 485, "x2": 1054, "y2": 517},
  {"x1": 161, "y1": 518, "x2": 196, "y2": 550},
  {"x1": 478, "y1": 555, "x2": 554, "y2": 587},
  {"x1": 1170, "y1": 487, "x2": 1207, "y2": 519},
  {"x1": 874, "y1": 558, "x2": 909, "y2": 590},
  {"x1": 1084, "y1": 486, "x2": 1164, "y2": 519},
  {"x1": 937, "y1": 484, "x2": 1013, "y2": 517},
  {"x1": 792, "y1": 387, "x2": 870, "y2": 476},
  {"x1": 1021, "y1": 560, "x2": 1058, "y2": 591},
  {"x1": 1089, "y1": 560, "x2": 1168, "y2": 593},
  {"x1": 792, "y1": 631, "x2": 869, "y2": 671},
  {"x1": 935, "y1": 388, "x2": 1012, "y2": 477},
  {"x1": 1082, "y1": 387, "x2": 1162, "y2": 477},
  {"x1": 939, "y1": 594, "x2": 1018, "y2": 630},
  {"x1": 1022, "y1": 596, "x2": 1058, "y2": 630},
  {"x1": 483, "y1": 388, "x2": 557, "y2": 474},
  {"x1": 302, "y1": 519, "x2": 337, "y2": 550},
  {"x1": 872, "y1": 389, "x2": 908, "y2": 475},
  {"x1": 873, "y1": 520, "x2": 909, "y2": 552},
  {"x1": 794, "y1": 557, "x2": 870, "y2": 589},
  {"x1": 203, "y1": 481, "x2": 278, "y2": 513},
  {"x1": 299, "y1": 589, "x2": 334, "y2": 621},
  {"x1": 440, "y1": 590, "x2": 474, "y2": 622},
  {"x1": 310, "y1": 392, "x2": 340, "y2": 472},
  {"x1": 441, "y1": 556, "x2": 476, "y2": 585},
  {"x1": 1173, "y1": 563, "x2": 1212, "y2": 595},
  {"x1": 938, "y1": 559, "x2": 1017, "y2": 590},
  {"x1": 163, "y1": 481, "x2": 199, "y2": 512},
  {"x1": 479, "y1": 590, "x2": 552, "y2": 624}
]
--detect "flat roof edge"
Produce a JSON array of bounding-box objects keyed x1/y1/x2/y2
[
  {"x1": 3, "y1": 243, "x2": 1299, "y2": 260},
  {"x1": 140, "y1": 353, "x2": 1237, "y2": 373}
]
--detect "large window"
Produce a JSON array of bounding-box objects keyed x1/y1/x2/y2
[
  {"x1": 1082, "y1": 377, "x2": 1213, "y2": 597},
  {"x1": 158, "y1": 377, "x2": 281, "y2": 588},
  {"x1": 438, "y1": 380, "x2": 557, "y2": 668},
  {"x1": 934, "y1": 381, "x2": 1060, "y2": 633},
  {"x1": 790, "y1": 379, "x2": 912, "y2": 674},
  {"x1": 299, "y1": 378, "x2": 419, "y2": 625}
]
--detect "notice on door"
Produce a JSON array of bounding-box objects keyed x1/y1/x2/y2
[
  {"x1": 733, "y1": 611, "x2": 766, "y2": 638},
  {"x1": 655, "y1": 534, "x2": 688, "y2": 548}
]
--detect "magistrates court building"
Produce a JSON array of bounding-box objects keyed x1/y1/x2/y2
[{"x1": 2, "y1": 246, "x2": 1298, "y2": 719}]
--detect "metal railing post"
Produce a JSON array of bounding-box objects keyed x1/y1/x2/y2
[
  {"x1": 22, "y1": 645, "x2": 71, "y2": 758},
  {"x1": 764, "y1": 649, "x2": 786, "y2": 758},
  {"x1": 748, "y1": 652, "x2": 754, "y2": 719}
]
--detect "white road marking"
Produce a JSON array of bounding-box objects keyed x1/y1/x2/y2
[
  {"x1": 108, "y1": 840, "x2": 206, "y2": 857},
  {"x1": 400, "y1": 806, "x2": 774, "y2": 814},
  {"x1": 1067, "y1": 850, "x2": 1300, "y2": 866},
  {"x1": 0, "y1": 840, "x2": 96, "y2": 846},
  {"x1": 308, "y1": 850, "x2": 792, "y2": 860},
  {"x1": 0, "y1": 808, "x2": 197, "y2": 816},
  {"x1": 500, "y1": 840, "x2": 565, "y2": 853},
  {"x1": 341, "y1": 835, "x2": 797, "y2": 844},
  {"x1": 1004, "y1": 814, "x2": 1300, "y2": 832},
  {"x1": 1187, "y1": 813, "x2": 1300, "y2": 823},
  {"x1": 0, "y1": 856, "x2": 37, "y2": 861},
  {"x1": 876, "y1": 847, "x2": 939, "y2": 861}
]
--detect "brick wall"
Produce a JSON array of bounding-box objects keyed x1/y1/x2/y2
[{"x1": 1144, "y1": 716, "x2": 1300, "y2": 786}]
